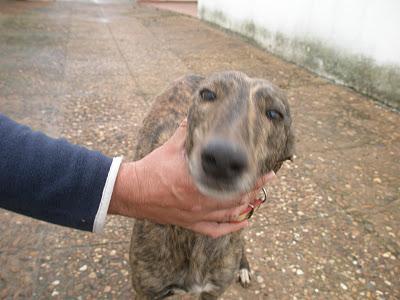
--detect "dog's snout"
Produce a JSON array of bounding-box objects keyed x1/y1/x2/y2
[{"x1": 201, "y1": 139, "x2": 248, "y2": 181}]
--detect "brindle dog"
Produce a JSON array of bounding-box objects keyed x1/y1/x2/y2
[{"x1": 129, "y1": 71, "x2": 294, "y2": 299}]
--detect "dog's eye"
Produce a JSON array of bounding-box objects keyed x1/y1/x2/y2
[
  {"x1": 200, "y1": 89, "x2": 216, "y2": 101},
  {"x1": 266, "y1": 110, "x2": 282, "y2": 120}
]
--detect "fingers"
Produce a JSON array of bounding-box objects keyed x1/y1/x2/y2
[
  {"x1": 169, "y1": 202, "x2": 249, "y2": 224},
  {"x1": 141, "y1": 204, "x2": 249, "y2": 238},
  {"x1": 199, "y1": 202, "x2": 249, "y2": 223},
  {"x1": 189, "y1": 220, "x2": 249, "y2": 238},
  {"x1": 194, "y1": 196, "x2": 243, "y2": 212}
]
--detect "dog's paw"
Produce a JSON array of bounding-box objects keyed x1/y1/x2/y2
[{"x1": 239, "y1": 268, "x2": 251, "y2": 288}]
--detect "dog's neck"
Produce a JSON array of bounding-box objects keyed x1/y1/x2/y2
[{"x1": 164, "y1": 224, "x2": 240, "y2": 257}]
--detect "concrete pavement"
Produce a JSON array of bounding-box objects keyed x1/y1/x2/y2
[{"x1": 0, "y1": 0, "x2": 399, "y2": 299}]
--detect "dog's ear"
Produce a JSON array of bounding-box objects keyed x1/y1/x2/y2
[
  {"x1": 284, "y1": 128, "x2": 295, "y2": 162},
  {"x1": 184, "y1": 74, "x2": 205, "y2": 94},
  {"x1": 272, "y1": 128, "x2": 295, "y2": 173}
]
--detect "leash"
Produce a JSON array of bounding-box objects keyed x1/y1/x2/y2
[{"x1": 232, "y1": 187, "x2": 268, "y2": 223}]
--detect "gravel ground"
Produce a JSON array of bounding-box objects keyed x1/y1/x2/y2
[{"x1": 0, "y1": 0, "x2": 399, "y2": 299}]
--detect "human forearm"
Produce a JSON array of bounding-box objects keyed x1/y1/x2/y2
[{"x1": 0, "y1": 114, "x2": 112, "y2": 231}]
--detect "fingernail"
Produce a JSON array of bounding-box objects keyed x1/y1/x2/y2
[
  {"x1": 180, "y1": 118, "x2": 188, "y2": 127},
  {"x1": 227, "y1": 207, "x2": 242, "y2": 222},
  {"x1": 266, "y1": 171, "x2": 276, "y2": 181}
]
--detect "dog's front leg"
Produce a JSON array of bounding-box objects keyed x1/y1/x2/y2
[
  {"x1": 133, "y1": 292, "x2": 152, "y2": 300},
  {"x1": 239, "y1": 244, "x2": 251, "y2": 288},
  {"x1": 199, "y1": 291, "x2": 221, "y2": 300}
]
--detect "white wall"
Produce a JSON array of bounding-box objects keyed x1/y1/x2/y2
[
  {"x1": 199, "y1": 0, "x2": 400, "y2": 65},
  {"x1": 198, "y1": 0, "x2": 400, "y2": 108}
]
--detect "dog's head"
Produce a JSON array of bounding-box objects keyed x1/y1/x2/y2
[{"x1": 186, "y1": 71, "x2": 294, "y2": 199}]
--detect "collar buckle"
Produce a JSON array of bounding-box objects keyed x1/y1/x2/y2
[{"x1": 232, "y1": 187, "x2": 268, "y2": 223}]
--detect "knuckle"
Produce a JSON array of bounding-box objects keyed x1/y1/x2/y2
[{"x1": 225, "y1": 212, "x2": 236, "y2": 223}]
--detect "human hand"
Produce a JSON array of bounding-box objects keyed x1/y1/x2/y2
[{"x1": 109, "y1": 120, "x2": 276, "y2": 238}]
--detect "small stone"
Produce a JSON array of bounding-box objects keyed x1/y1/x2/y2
[
  {"x1": 89, "y1": 272, "x2": 96, "y2": 279},
  {"x1": 340, "y1": 283, "x2": 348, "y2": 290},
  {"x1": 369, "y1": 281, "x2": 376, "y2": 286},
  {"x1": 104, "y1": 286, "x2": 112, "y2": 293},
  {"x1": 110, "y1": 250, "x2": 117, "y2": 256},
  {"x1": 51, "y1": 290, "x2": 59, "y2": 296},
  {"x1": 79, "y1": 265, "x2": 88, "y2": 271},
  {"x1": 296, "y1": 269, "x2": 304, "y2": 275},
  {"x1": 52, "y1": 280, "x2": 60, "y2": 286},
  {"x1": 256, "y1": 275, "x2": 264, "y2": 283},
  {"x1": 382, "y1": 252, "x2": 391, "y2": 258},
  {"x1": 373, "y1": 178, "x2": 382, "y2": 183}
]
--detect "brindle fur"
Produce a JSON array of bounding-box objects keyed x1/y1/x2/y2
[{"x1": 130, "y1": 71, "x2": 294, "y2": 299}]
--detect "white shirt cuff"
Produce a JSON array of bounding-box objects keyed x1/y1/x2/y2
[{"x1": 93, "y1": 156, "x2": 123, "y2": 233}]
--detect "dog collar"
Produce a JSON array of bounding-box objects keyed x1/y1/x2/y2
[{"x1": 232, "y1": 187, "x2": 267, "y2": 223}]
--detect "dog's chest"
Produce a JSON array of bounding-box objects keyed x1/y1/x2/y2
[
  {"x1": 189, "y1": 282, "x2": 218, "y2": 294},
  {"x1": 130, "y1": 222, "x2": 243, "y2": 298},
  {"x1": 170, "y1": 283, "x2": 218, "y2": 297},
  {"x1": 174, "y1": 234, "x2": 240, "y2": 294}
]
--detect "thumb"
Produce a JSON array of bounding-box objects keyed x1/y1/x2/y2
[{"x1": 166, "y1": 118, "x2": 188, "y2": 148}]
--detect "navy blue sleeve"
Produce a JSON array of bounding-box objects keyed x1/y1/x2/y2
[{"x1": 0, "y1": 114, "x2": 113, "y2": 231}]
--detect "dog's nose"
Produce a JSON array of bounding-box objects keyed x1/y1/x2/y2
[{"x1": 201, "y1": 139, "x2": 248, "y2": 181}]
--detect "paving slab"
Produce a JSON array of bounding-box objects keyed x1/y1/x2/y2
[{"x1": 0, "y1": 0, "x2": 399, "y2": 299}]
